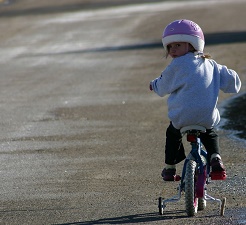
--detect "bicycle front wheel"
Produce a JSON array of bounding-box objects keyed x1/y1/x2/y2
[{"x1": 185, "y1": 160, "x2": 198, "y2": 216}]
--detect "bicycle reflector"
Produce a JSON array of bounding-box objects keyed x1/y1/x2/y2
[{"x1": 187, "y1": 134, "x2": 197, "y2": 142}]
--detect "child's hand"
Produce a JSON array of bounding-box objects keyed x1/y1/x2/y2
[{"x1": 149, "y1": 83, "x2": 153, "y2": 91}]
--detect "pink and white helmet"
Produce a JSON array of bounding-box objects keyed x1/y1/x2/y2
[{"x1": 162, "y1": 19, "x2": 205, "y2": 53}]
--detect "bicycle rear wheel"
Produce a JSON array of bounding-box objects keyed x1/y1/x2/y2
[{"x1": 185, "y1": 160, "x2": 198, "y2": 216}]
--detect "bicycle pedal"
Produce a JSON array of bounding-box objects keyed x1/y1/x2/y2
[{"x1": 210, "y1": 171, "x2": 227, "y2": 180}]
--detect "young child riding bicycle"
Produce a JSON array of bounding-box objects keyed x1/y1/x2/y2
[{"x1": 149, "y1": 19, "x2": 241, "y2": 181}]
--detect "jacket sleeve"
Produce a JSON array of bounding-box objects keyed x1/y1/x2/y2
[
  {"x1": 219, "y1": 64, "x2": 241, "y2": 93},
  {"x1": 150, "y1": 64, "x2": 178, "y2": 97}
]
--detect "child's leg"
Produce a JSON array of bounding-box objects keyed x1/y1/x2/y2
[
  {"x1": 165, "y1": 122, "x2": 186, "y2": 165},
  {"x1": 199, "y1": 128, "x2": 219, "y2": 161},
  {"x1": 199, "y1": 128, "x2": 226, "y2": 173},
  {"x1": 162, "y1": 122, "x2": 186, "y2": 181}
]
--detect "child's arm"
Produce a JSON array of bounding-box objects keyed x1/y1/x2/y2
[
  {"x1": 149, "y1": 65, "x2": 176, "y2": 97},
  {"x1": 219, "y1": 65, "x2": 241, "y2": 93}
]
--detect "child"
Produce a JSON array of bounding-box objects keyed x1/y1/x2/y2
[{"x1": 149, "y1": 19, "x2": 241, "y2": 181}]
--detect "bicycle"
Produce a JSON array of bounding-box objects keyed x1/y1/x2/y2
[{"x1": 158, "y1": 125, "x2": 227, "y2": 217}]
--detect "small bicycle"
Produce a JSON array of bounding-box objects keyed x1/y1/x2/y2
[{"x1": 158, "y1": 125, "x2": 226, "y2": 217}]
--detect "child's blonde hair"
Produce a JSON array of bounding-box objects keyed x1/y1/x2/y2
[{"x1": 200, "y1": 53, "x2": 211, "y2": 59}]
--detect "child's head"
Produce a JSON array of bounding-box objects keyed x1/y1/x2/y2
[
  {"x1": 162, "y1": 19, "x2": 205, "y2": 58},
  {"x1": 166, "y1": 42, "x2": 195, "y2": 58}
]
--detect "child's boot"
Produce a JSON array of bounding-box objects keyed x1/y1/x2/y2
[
  {"x1": 210, "y1": 154, "x2": 227, "y2": 180},
  {"x1": 161, "y1": 165, "x2": 180, "y2": 181}
]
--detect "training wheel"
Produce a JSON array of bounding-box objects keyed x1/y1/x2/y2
[
  {"x1": 220, "y1": 197, "x2": 226, "y2": 216},
  {"x1": 158, "y1": 197, "x2": 164, "y2": 215}
]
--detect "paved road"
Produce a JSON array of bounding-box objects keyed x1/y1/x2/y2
[{"x1": 0, "y1": 0, "x2": 245, "y2": 224}]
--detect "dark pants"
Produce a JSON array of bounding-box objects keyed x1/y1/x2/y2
[{"x1": 165, "y1": 122, "x2": 220, "y2": 165}]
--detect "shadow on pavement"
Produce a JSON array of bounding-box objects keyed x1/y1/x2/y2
[
  {"x1": 24, "y1": 31, "x2": 246, "y2": 57},
  {"x1": 221, "y1": 93, "x2": 246, "y2": 140},
  {"x1": 52, "y1": 211, "x2": 187, "y2": 225}
]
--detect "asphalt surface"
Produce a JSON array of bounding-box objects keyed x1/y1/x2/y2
[{"x1": 0, "y1": 0, "x2": 245, "y2": 224}]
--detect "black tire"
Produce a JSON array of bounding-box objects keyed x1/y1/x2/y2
[
  {"x1": 198, "y1": 198, "x2": 206, "y2": 210},
  {"x1": 185, "y1": 160, "x2": 198, "y2": 216},
  {"x1": 158, "y1": 197, "x2": 164, "y2": 215},
  {"x1": 220, "y1": 197, "x2": 226, "y2": 216}
]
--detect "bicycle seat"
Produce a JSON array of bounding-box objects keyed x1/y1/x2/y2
[{"x1": 180, "y1": 125, "x2": 206, "y2": 134}]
